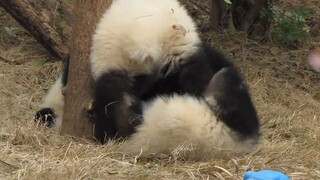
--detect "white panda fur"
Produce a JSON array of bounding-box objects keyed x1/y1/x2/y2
[
  {"x1": 124, "y1": 95, "x2": 255, "y2": 160},
  {"x1": 90, "y1": 0, "x2": 201, "y2": 78},
  {"x1": 35, "y1": 76, "x2": 64, "y2": 129}
]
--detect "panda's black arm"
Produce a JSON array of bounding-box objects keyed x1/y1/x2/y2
[
  {"x1": 178, "y1": 43, "x2": 235, "y2": 96},
  {"x1": 136, "y1": 71, "x2": 181, "y2": 101},
  {"x1": 137, "y1": 43, "x2": 236, "y2": 99},
  {"x1": 93, "y1": 70, "x2": 142, "y2": 143}
]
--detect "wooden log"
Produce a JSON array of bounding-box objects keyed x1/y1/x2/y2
[
  {"x1": 26, "y1": 0, "x2": 73, "y2": 47},
  {"x1": 0, "y1": 0, "x2": 69, "y2": 60}
]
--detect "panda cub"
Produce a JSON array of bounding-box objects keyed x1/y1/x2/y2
[
  {"x1": 35, "y1": 0, "x2": 201, "y2": 131},
  {"x1": 35, "y1": 0, "x2": 260, "y2": 159},
  {"x1": 124, "y1": 67, "x2": 259, "y2": 159}
]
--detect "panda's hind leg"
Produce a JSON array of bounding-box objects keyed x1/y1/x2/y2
[
  {"x1": 35, "y1": 58, "x2": 69, "y2": 128},
  {"x1": 203, "y1": 67, "x2": 260, "y2": 139},
  {"x1": 34, "y1": 108, "x2": 56, "y2": 127},
  {"x1": 34, "y1": 76, "x2": 65, "y2": 129}
]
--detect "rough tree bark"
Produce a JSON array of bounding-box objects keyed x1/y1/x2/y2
[
  {"x1": 60, "y1": 0, "x2": 111, "y2": 139},
  {"x1": 210, "y1": 0, "x2": 232, "y2": 30},
  {"x1": 26, "y1": 0, "x2": 73, "y2": 48},
  {"x1": 0, "y1": 0, "x2": 69, "y2": 60}
]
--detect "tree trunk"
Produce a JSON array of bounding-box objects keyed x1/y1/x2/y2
[
  {"x1": 210, "y1": 0, "x2": 272, "y2": 39},
  {"x1": 0, "y1": 0, "x2": 69, "y2": 61},
  {"x1": 60, "y1": 0, "x2": 112, "y2": 139},
  {"x1": 210, "y1": 0, "x2": 230, "y2": 30}
]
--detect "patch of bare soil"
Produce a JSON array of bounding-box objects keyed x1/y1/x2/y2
[{"x1": 0, "y1": 1, "x2": 319, "y2": 179}]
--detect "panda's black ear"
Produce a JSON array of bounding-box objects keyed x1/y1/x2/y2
[
  {"x1": 205, "y1": 67, "x2": 244, "y2": 95},
  {"x1": 34, "y1": 108, "x2": 56, "y2": 127},
  {"x1": 205, "y1": 67, "x2": 250, "y2": 112}
]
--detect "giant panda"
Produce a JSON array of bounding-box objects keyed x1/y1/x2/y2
[
  {"x1": 35, "y1": 0, "x2": 260, "y2": 159},
  {"x1": 124, "y1": 67, "x2": 259, "y2": 159},
  {"x1": 35, "y1": 0, "x2": 201, "y2": 131}
]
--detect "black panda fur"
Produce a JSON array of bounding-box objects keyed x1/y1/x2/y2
[{"x1": 123, "y1": 67, "x2": 259, "y2": 160}]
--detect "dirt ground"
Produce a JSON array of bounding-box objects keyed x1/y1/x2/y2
[{"x1": 0, "y1": 1, "x2": 320, "y2": 179}]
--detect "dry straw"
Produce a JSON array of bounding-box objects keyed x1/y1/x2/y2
[{"x1": 1, "y1": 5, "x2": 320, "y2": 180}]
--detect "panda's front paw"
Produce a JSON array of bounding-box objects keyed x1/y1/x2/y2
[{"x1": 34, "y1": 108, "x2": 56, "y2": 127}]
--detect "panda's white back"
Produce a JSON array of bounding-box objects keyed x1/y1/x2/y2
[{"x1": 90, "y1": 0, "x2": 200, "y2": 78}]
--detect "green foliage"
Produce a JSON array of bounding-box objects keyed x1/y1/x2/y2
[
  {"x1": 224, "y1": 0, "x2": 232, "y2": 5},
  {"x1": 35, "y1": 59, "x2": 46, "y2": 66},
  {"x1": 271, "y1": 5, "x2": 310, "y2": 48},
  {"x1": 53, "y1": 2, "x2": 64, "y2": 34},
  {"x1": 56, "y1": 1, "x2": 64, "y2": 17}
]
